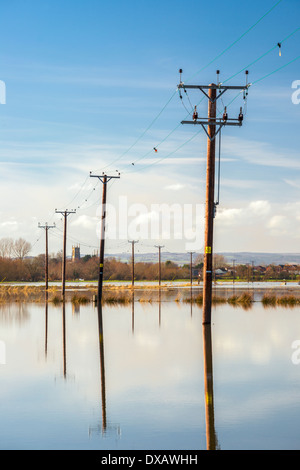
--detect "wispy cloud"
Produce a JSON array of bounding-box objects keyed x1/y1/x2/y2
[{"x1": 222, "y1": 136, "x2": 300, "y2": 169}]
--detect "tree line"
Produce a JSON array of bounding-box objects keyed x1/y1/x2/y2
[
  {"x1": 0, "y1": 252, "x2": 194, "y2": 282},
  {"x1": 0, "y1": 237, "x2": 300, "y2": 283}
]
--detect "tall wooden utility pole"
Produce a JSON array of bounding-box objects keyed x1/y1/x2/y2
[
  {"x1": 129, "y1": 240, "x2": 138, "y2": 287},
  {"x1": 55, "y1": 209, "x2": 76, "y2": 297},
  {"x1": 155, "y1": 245, "x2": 164, "y2": 286},
  {"x1": 90, "y1": 172, "x2": 120, "y2": 303},
  {"x1": 178, "y1": 71, "x2": 249, "y2": 324},
  {"x1": 203, "y1": 85, "x2": 216, "y2": 323},
  {"x1": 38, "y1": 222, "x2": 55, "y2": 291}
]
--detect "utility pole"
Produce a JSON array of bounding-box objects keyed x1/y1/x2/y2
[
  {"x1": 55, "y1": 209, "x2": 76, "y2": 297},
  {"x1": 90, "y1": 172, "x2": 120, "y2": 302},
  {"x1": 232, "y1": 259, "x2": 236, "y2": 287},
  {"x1": 188, "y1": 251, "x2": 195, "y2": 286},
  {"x1": 128, "y1": 240, "x2": 138, "y2": 287},
  {"x1": 178, "y1": 70, "x2": 249, "y2": 324},
  {"x1": 155, "y1": 245, "x2": 164, "y2": 286},
  {"x1": 38, "y1": 222, "x2": 55, "y2": 291}
]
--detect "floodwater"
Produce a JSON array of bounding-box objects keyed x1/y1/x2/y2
[{"x1": 1, "y1": 294, "x2": 300, "y2": 450}]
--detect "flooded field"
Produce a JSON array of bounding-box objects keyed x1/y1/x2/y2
[{"x1": 1, "y1": 289, "x2": 300, "y2": 450}]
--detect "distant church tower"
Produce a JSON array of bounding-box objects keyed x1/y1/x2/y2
[{"x1": 72, "y1": 244, "x2": 80, "y2": 262}]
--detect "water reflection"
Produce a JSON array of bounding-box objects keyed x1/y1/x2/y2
[
  {"x1": 2, "y1": 296, "x2": 300, "y2": 449},
  {"x1": 132, "y1": 291, "x2": 134, "y2": 334},
  {"x1": 159, "y1": 288, "x2": 161, "y2": 327},
  {"x1": 62, "y1": 301, "x2": 66, "y2": 379},
  {"x1": 45, "y1": 299, "x2": 48, "y2": 359},
  {"x1": 202, "y1": 324, "x2": 219, "y2": 450},
  {"x1": 97, "y1": 303, "x2": 107, "y2": 433}
]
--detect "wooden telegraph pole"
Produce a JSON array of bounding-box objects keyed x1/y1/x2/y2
[
  {"x1": 203, "y1": 85, "x2": 216, "y2": 323},
  {"x1": 129, "y1": 240, "x2": 138, "y2": 287},
  {"x1": 90, "y1": 172, "x2": 120, "y2": 303},
  {"x1": 155, "y1": 245, "x2": 164, "y2": 286},
  {"x1": 178, "y1": 70, "x2": 249, "y2": 324},
  {"x1": 55, "y1": 209, "x2": 76, "y2": 297},
  {"x1": 38, "y1": 222, "x2": 55, "y2": 291}
]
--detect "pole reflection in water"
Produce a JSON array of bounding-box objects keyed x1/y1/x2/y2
[
  {"x1": 97, "y1": 303, "x2": 107, "y2": 433},
  {"x1": 132, "y1": 291, "x2": 134, "y2": 334},
  {"x1": 202, "y1": 324, "x2": 219, "y2": 450},
  {"x1": 45, "y1": 293, "x2": 48, "y2": 359},
  {"x1": 89, "y1": 303, "x2": 120, "y2": 439},
  {"x1": 62, "y1": 301, "x2": 67, "y2": 379},
  {"x1": 158, "y1": 288, "x2": 161, "y2": 327}
]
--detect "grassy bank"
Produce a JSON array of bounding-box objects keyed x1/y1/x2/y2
[
  {"x1": 183, "y1": 292, "x2": 253, "y2": 307},
  {"x1": 262, "y1": 293, "x2": 300, "y2": 307},
  {"x1": 0, "y1": 284, "x2": 300, "y2": 308}
]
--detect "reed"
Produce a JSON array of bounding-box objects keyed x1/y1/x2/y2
[
  {"x1": 261, "y1": 294, "x2": 277, "y2": 306},
  {"x1": 102, "y1": 290, "x2": 132, "y2": 304},
  {"x1": 50, "y1": 295, "x2": 62, "y2": 305},
  {"x1": 276, "y1": 295, "x2": 300, "y2": 306},
  {"x1": 183, "y1": 295, "x2": 227, "y2": 305},
  {"x1": 71, "y1": 294, "x2": 90, "y2": 305},
  {"x1": 227, "y1": 293, "x2": 253, "y2": 305},
  {"x1": 262, "y1": 293, "x2": 300, "y2": 307}
]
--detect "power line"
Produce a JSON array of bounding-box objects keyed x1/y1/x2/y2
[
  {"x1": 39, "y1": 1, "x2": 287, "y2": 226},
  {"x1": 121, "y1": 42, "x2": 300, "y2": 176},
  {"x1": 223, "y1": 26, "x2": 300, "y2": 84},
  {"x1": 185, "y1": 0, "x2": 284, "y2": 83},
  {"x1": 252, "y1": 53, "x2": 300, "y2": 84},
  {"x1": 93, "y1": 1, "x2": 284, "y2": 176}
]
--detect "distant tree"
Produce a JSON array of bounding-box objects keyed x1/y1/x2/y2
[
  {"x1": 0, "y1": 237, "x2": 14, "y2": 258},
  {"x1": 13, "y1": 238, "x2": 32, "y2": 260}
]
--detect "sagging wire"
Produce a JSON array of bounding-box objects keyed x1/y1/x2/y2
[
  {"x1": 95, "y1": 2, "x2": 285, "y2": 177},
  {"x1": 214, "y1": 127, "x2": 222, "y2": 216}
]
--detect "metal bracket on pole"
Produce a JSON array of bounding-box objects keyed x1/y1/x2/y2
[
  {"x1": 90, "y1": 171, "x2": 121, "y2": 184},
  {"x1": 181, "y1": 119, "x2": 242, "y2": 142},
  {"x1": 178, "y1": 83, "x2": 250, "y2": 104}
]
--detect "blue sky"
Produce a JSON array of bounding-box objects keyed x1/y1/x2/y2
[{"x1": 0, "y1": 0, "x2": 299, "y2": 258}]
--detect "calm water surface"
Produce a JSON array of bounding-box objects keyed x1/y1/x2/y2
[{"x1": 1, "y1": 297, "x2": 300, "y2": 450}]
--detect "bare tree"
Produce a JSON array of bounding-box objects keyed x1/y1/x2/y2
[
  {"x1": 0, "y1": 238, "x2": 14, "y2": 258},
  {"x1": 13, "y1": 238, "x2": 32, "y2": 260}
]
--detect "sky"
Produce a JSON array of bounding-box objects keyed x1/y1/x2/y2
[{"x1": 0, "y1": 0, "x2": 300, "y2": 259}]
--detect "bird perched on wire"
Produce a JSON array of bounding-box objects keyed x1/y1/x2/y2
[
  {"x1": 153, "y1": 147, "x2": 158, "y2": 152},
  {"x1": 277, "y1": 42, "x2": 281, "y2": 56}
]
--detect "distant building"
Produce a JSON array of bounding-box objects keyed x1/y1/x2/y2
[
  {"x1": 72, "y1": 245, "x2": 80, "y2": 262},
  {"x1": 215, "y1": 268, "x2": 227, "y2": 277}
]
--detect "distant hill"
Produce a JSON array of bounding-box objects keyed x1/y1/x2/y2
[
  {"x1": 220, "y1": 252, "x2": 300, "y2": 266},
  {"x1": 104, "y1": 252, "x2": 300, "y2": 266}
]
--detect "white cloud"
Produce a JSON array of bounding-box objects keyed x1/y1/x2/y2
[
  {"x1": 164, "y1": 184, "x2": 185, "y2": 191},
  {"x1": 267, "y1": 215, "x2": 287, "y2": 230},
  {"x1": 222, "y1": 136, "x2": 300, "y2": 169},
  {"x1": 71, "y1": 215, "x2": 98, "y2": 230},
  {"x1": 249, "y1": 200, "x2": 271, "y2": 216}
]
